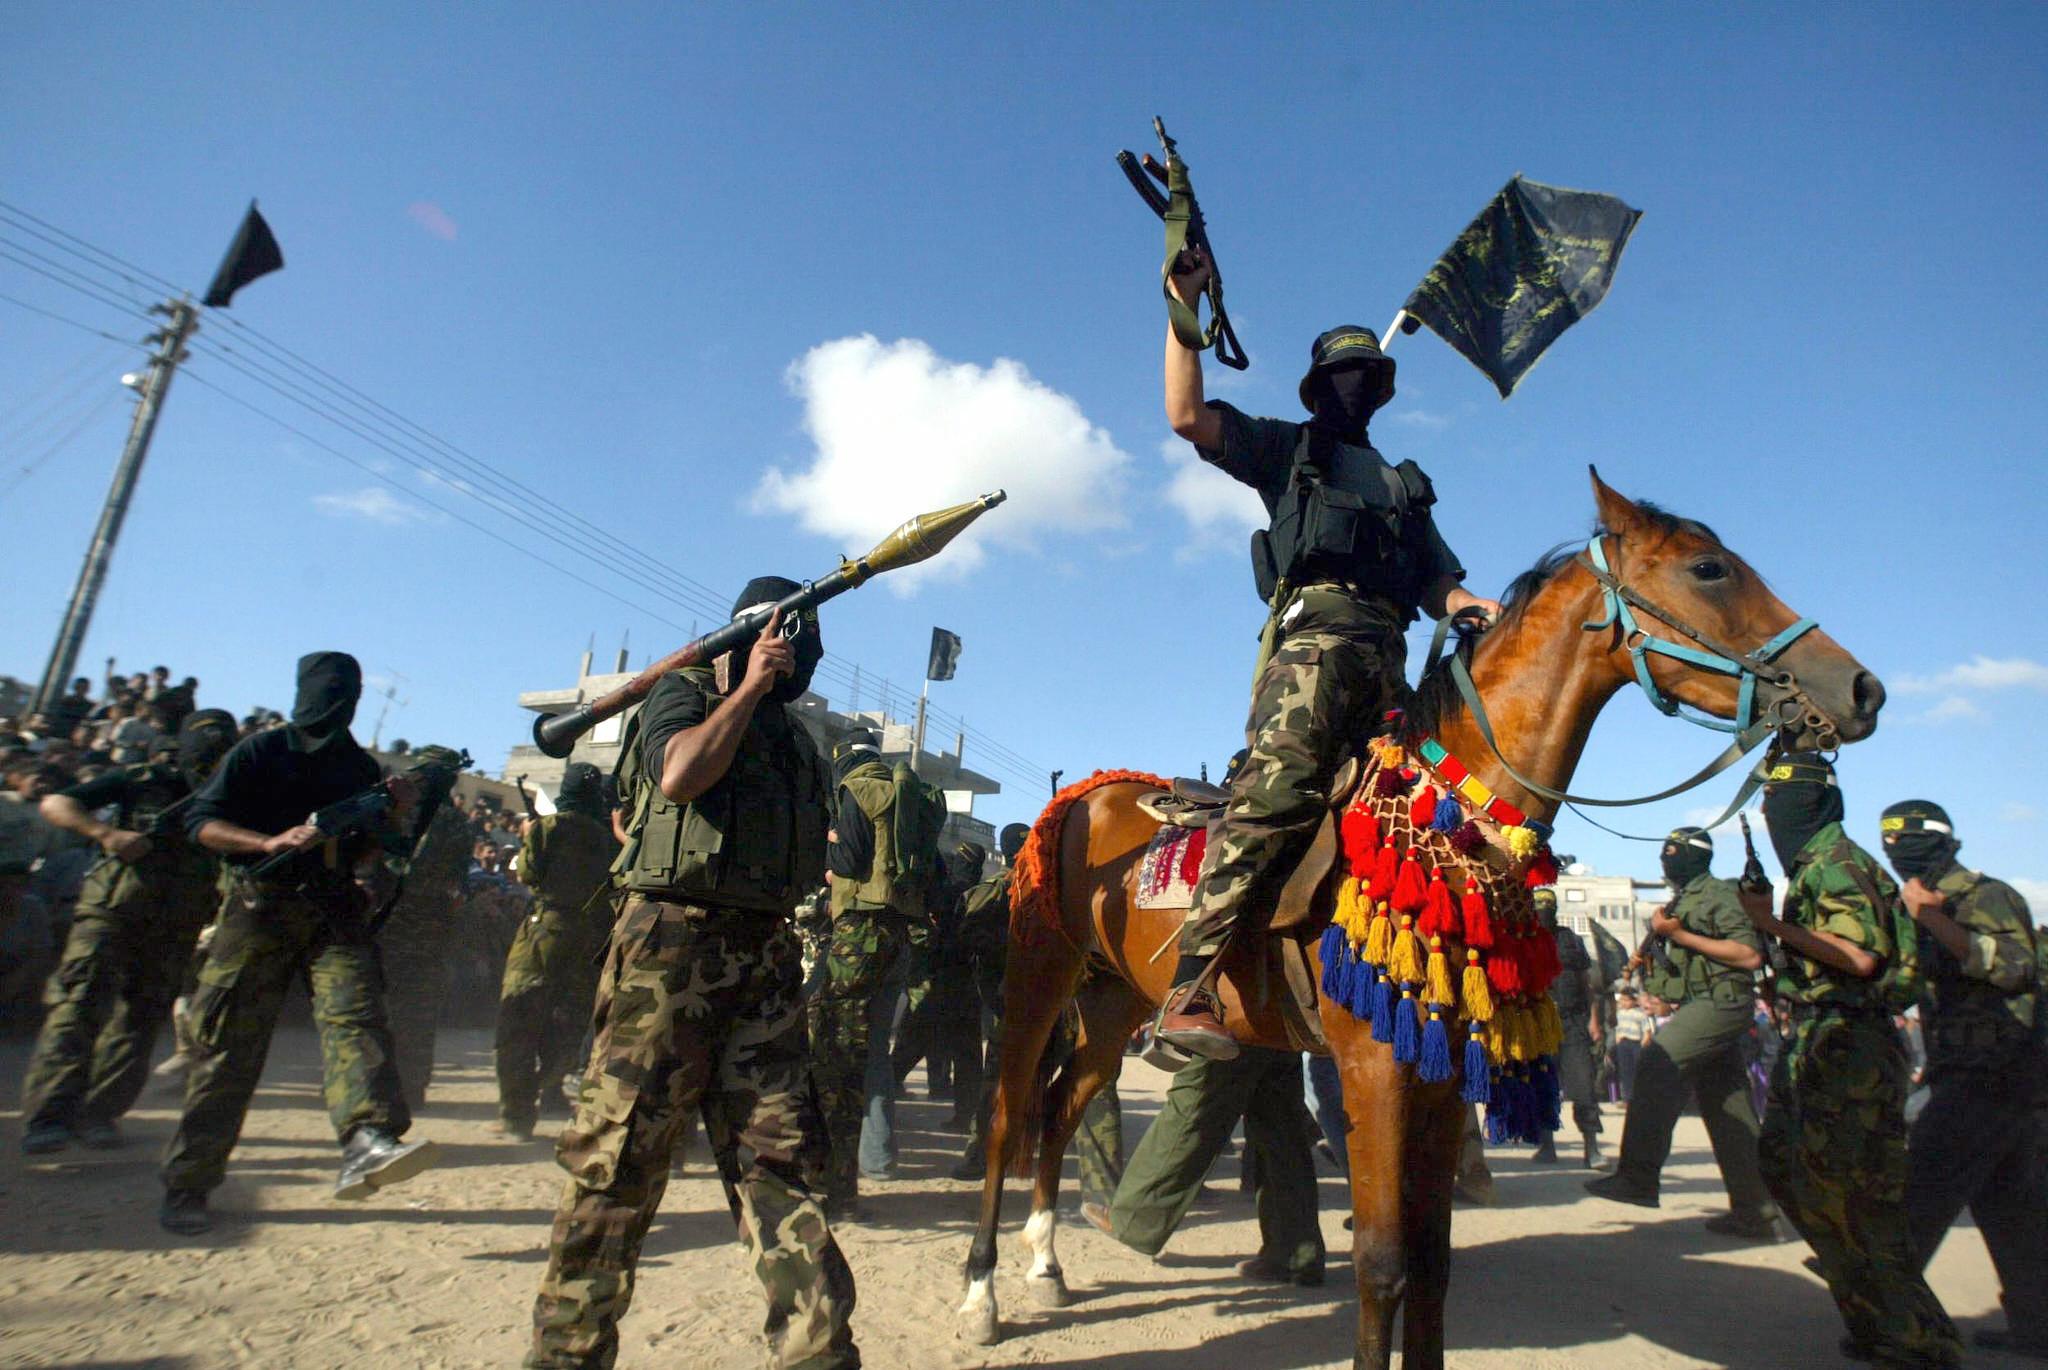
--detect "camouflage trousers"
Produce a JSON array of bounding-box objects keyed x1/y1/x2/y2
[
  {"x1": 161, "y1": 877, "x2": 409, "y2": 1193},
  {"x1": 497, "y1": 900, "x2": 607, "y2": 1128},
  {"x1": 802, "y1": 906, "x2": 907, "y2": 1206},
  {"x1": 22, "y1": 866, "x2": 215, "y2": 1132},
  {"x1": 378, "y1": 882, "x2": 460, "y2": 1108},
  {"x1": 1181, "y1": 602, "x2": 1403, "y2": 957},
  {"x1": 530, "y1": 897, "x2": 856, "y2": 1370},
  {"x1": 1760, "y1": 1009, "x2": 1961, "y2": 1367}
]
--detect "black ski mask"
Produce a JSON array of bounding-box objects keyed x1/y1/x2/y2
[
  {"x1": 730, "y1": 576, "x2": 822, "y2": 704},
  {"x1": 1533, "y1": 888, "x2": 1559, "y2": 930},
  {"x1": 1879, "y1": 799, "x2": 1958, "y2": 882},
  {"x1": 176, "y1": 709, "x2": 238, "y2": 785},
  {"x1": 1660, "y1": 827, "x2": 1715, "y2": 888},
  {"x1": 1310, "y1": 366, "x2": 1382, "y2": 442},
  {"x1": 556, "y1": 762, "x2": 606, "y2": 820},
  {"x1": 832, "y1": 728, "x2": 881, "y2": 784},
  {"x1": 1761, "y1": 752, "x2": 1843, "y2": 871},
  {"x1": 288, "y1": 651, "x2": 362, "y2": 753}
]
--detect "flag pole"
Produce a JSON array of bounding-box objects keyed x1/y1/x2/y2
[{"x1": 1380, "y1": 309, "x2": 1409, "y2": 354}]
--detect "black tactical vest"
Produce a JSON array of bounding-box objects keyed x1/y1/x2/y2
[{"x1": 1254, "y1": 426, "x2": 1436, "y2": 606}]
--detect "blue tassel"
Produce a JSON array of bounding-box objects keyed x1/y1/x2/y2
[
  {"x1": 1392, "y1": 994, "x2": 1421, "y2": 1063},
  {"x1": 1534, "y1": 1057, "x2": 1563, "y2": 1133},
  {"x1": 1319, "y1": 925, "x2": 1346, "y2": 998},
  {"x1": 1337, "y1": 953, "x2": 1363, "y2": 1018},
  {"x1": 1485, "y1": 1086, "x2": 1513, "y2": 1145},
  {"x1": 1431, "y1": 795, "x2": 1464, "y2": 832},
  {"x1": 1461, "y1": 1036, "x2": 1492, "y2": 1104},
  {"x1": 1351, "y1": 959, "x2": 1377, "y2": 1021},
  {"x1": 1369, "y1": 975, "x2": 1396, "y2": 1042},
  {"x1": 1418, "y1": 1009, "x2": 1453, "y2": 1082}
]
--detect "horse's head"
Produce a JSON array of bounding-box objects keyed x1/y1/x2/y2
[{"x1": 1586, "y1": 469, "x2": 1884, "y2": 747}]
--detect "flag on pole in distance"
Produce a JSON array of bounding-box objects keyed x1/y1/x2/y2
[
  {"x1": 202, "y1": 202, "x2": 285, "y2": 308},
  {"x1": 926, "y1": 628, "x2": 962, "y2": 682},
  {"x1": 1400, "y1": 175, "x2": 1640, "y2": 398}
]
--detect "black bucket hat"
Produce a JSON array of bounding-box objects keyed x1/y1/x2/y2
[{"x1": 1297, "y1": 325, "x2": 1396, "y2": 413}]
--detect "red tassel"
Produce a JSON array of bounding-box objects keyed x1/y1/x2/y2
[
  {"x1": 1391, "y1": 849, "x2": 1428, "y2": 915},
  {"x1": 1486, "y1": 947, "x2": 1522, "y2": 995},
  {"x1": 1523, "y1": 848, "x2": 1560, "y2": 889},
  {"x1": 1409, "y1": 785, "x2": 1438, "y2": 830},
  {"x1": 1448, "y1": 820, "x2": 1486, "y2": 856},
  {"x1": 1374, "y1": 768, "x2": 1406, "y2": 798},
  {"x1": 1461, "y1": 877, "x2": 1495, "y2": 950},
  {"x1": 1421, "y1": 868, "x2": 1458, "y2": 938},
  {"x1": 1368, "y1": 841, "x2": 1399, "y2": 902},
  {"x1": 1529, "y1": 925, "x2": 1563, "y2": 991},
  {"x1": 1340, "y1": 807, "x2": 1381, "y2": 878}
]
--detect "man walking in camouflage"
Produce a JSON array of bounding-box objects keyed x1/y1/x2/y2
[
  {"x1": 1745, "y1": 754, "x2": 1959, "y2": 1369},
  {"x1": 529, "y1": 580, "x2": 855, "y2": 1370},
  {"x1": 1151, "y1": 249, "x2": 1496, "y2": 1057},
  {"x1": 376, "y1": 744, "x2": 472, "y2": 1110},
  {"x1": 1881, "y1": 799, "x2": 2047, "y2": 1360},
  {"x1": 20, "y1": 711, "x2": 234, "y2": 1154},
  {"x1": 494, "y1": 761, "x2": 616, "y2": 1140},
  {"x1": 1532, "y1": 889, "x2": 1606, "y2": 1169}
]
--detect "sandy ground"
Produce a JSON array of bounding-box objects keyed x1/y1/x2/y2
[{"x1": 0, "y1": 1025, "x2": 2022, "y2": 1370}]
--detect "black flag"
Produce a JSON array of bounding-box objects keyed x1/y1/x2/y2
[
  {"x1": 1400, "y1": 175, "x2": 1640, "y2": 398},
  {"x1": 202, "y1": 202, "x2": 285, "y2": 308},
  {"x1": 926, "y1": 628, "x2": 962, "y2": 682}
]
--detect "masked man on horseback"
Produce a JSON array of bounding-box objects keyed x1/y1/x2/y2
[{"x1": 1156, "y1": 250, "x2": 1500, "y2": 1060}]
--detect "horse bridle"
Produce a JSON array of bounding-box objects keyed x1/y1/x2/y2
[{"x1": 1433, "y1": 534, "x2": 1842, "y2": 831}]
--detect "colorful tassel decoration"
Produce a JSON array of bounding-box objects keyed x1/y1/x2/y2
[
  {"x1": 1505, "y1": 824, "x2": 1540, "y2": 860},
  {"x1": 1340, "y1": 807, "x2": 1381, "y2": 877},
  {"x1": 1461, "y1": 948, "x2": 1494, "y2": 1022},
  {"x1": 1374, "y1": 767, "x2": 1406, "y2": 798},
  {"x1": 1369, "y1": 974, "x2": 1396, "y2": 1043},
  {"x1": 1528, "y1": 925, "x2": 1563, "y2": 990},
  {"x1": 1425, "y1": 934, "x2": 1456, "y2": 1006},
  {"x1": 1535, "y1": 997, "x2": 1564, "y2": 1056},
  {"x1": 1377, "y1": 742, "x2": 1406, "y2": 771},
  {"x1": 1486, "y1": 941, "x2": 1524, "y2": 996},
  {"x1": 1524, "y1": 848, "x2": 1561, "y2": 888},
  {"x1": 1448, "y1": 819, "x2": 1486, "y2": 855},
  {"x1": 1461, "y1": 1033, "x2": 1492, "y2": 1104},
  {"x1": 1392, "y1": 989, "x2": 1421, "y2": 1062},
  {"x1": 1418, "y1": 1006, "x2": 1453, "y2": 1082},
  {"x1": 1368, "y1": 842, "x2": 1399, "y2": 902},
  {"x1": 1391, "y1": 850, "x2": 1428, "y2": 915},
  {"x1": 1409, "y1": 785, "x2": 1438, "y2": 830},
  {"x1": 1461, "y1": 877, "x2": 1495, "y2": 949},
  {"x1": 1319, "y1": 924, "x2": 1346, "y2": 995},
  {"x1": 1432, "y1": 794, "x2": 1464, "y2": 833},
  {"x1": 1364, "y1": 902, "x2": 1394, "y2": 966},
  {"x1": 1389, "y1": 914, "x2": 1425, "y2": 985}
]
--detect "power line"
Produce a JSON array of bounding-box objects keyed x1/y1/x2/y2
[
  {"x1": 0, "y1": 389, "x2": 122, "y2": 500},
  {"x1": 0, "y1": 289, "x2": 149, "y2": 347}
]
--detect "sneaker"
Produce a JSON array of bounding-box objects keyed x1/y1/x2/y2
[
  {"x1": 76, "y1": 1121, "x2": 123, "y2": 1150},
  {"x1": 334, "y1": 1129, "x2": 440, "y2": 1200},
  {"x1": 1154, "y1": 985, "x2": 1239, "y2": 1062},
  {"x1": 1583, "y1": 1173, "x2": 1659, "y2": 1208},
  {"x1": 1236, "y1": 1255, "x2": 1324, "y2": 1287},
  {"x1": 1703, "y1": 1212, "x2": 1792, "y2": 1243},
  {"x1": 21, "y1": 1121, "x2": 72, "y2": 1155},
  {"x1": 159, "y1": 1188, "x2": 212, "y2": 1235}
]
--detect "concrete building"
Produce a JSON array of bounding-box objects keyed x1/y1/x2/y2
[
  {"x1": 504, "y1": 649, "x2": 1002, "y2": 852},
  {"x1": 1554, "y1": 863, "x2": 1669, "y2": 960}
]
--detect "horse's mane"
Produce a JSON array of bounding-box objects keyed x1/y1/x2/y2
[{"x1": 1401, "y1": 503, "x2": 1724, "y2": 742}]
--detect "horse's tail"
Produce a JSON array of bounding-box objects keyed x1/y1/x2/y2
[{"x1": 1003, "y1": 768, "x2": 1166, "y2": 1179}]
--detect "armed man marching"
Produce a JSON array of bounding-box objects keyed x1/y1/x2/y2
[
  {"x1": 1880, "y1": 799, "x2": 2047, "y2": 1360},
  {"x1": 1586, "y1": 827, "x2": 1784, "y2": 1239},
  {"x1": 376, "y1": 743, "x2": 473, "y2": 1110},
  {"x1": 1532, "y1": 888, "x2": 1606, "y2": 1170}
]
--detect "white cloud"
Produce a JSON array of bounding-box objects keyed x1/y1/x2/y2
[
  {"x1": 1894, "y1": 656, "x2": 2048, "y2": 695},
  {"x1": 754, "y1": 336, "x2": 1131, "y2": 589},
  {"x1": 1161, "y1": 438, "x2": 1265, "y2": 555},
  {"x1": 2010, "y1": 878, "x2": 2048, "y2": 912},
  {"x1": 312, "y1": 486, "x2": 434, "y2": 526},
  {"x1": 1894, "y1": 694, "x2": 1986, "y2": 727},
  {"x1": 1387, "y1": 408, "x2": 1452, "y2": 432},
  {"x1": 2001, "y1": 802, "x2": 2041, "y2": 823}
]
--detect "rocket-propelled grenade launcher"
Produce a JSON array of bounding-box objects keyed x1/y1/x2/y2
[{"x1": 530, "y1": 491, "x2": 1008, "y2": 758}]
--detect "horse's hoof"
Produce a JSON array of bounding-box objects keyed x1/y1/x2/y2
[
  {"x1": 1024, "y1": 1270, "x2": 1072, "y2": 1309},
  {"x1": 957, "y1": 1301, "x2": 1002, "y2": 1345}
]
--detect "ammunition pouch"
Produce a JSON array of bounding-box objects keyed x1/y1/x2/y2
[{"x1": 1265, "y1": 429, "x2": 1436, "y2": 608}]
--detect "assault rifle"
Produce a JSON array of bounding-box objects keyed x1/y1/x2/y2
[
  {"x1": 249, "y1": 781, "x2": 398, "y2": 880},
  {"x1": 1738, "y1": 811, "x2": 1793, "y2": 978},
  {"x1": 515, "y1": 777, "x2": 540, "y2": 823},
  {"x1": 1118, "y1": 117, "x2": 1249, "y2": 370}
]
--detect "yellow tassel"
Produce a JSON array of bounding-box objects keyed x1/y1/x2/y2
[
  {"x1": 1389, "y1": 914, "x2": 1425, "y2": 984},
  {"x1": 1425, "y1": 935, "x2": 1456, "y2": 1007},
  {"x1": 1505, "y1": 825, "x2": 1539, "y2": 859},
  {"x1": 1484, "y1": 1014, "x2": 1509, "y2": 1062},
  {"x1": 1536, "y1": 997, "x2": 1563, "y2": 1055},
  {"x1": 1335, "y1": 878, "x2": 1360, "y2": 940},
  {"x1": 1461, "y1": 949, "x2": 1494, "y2": 1022},
  {"x1": 1503, "y1": 1002, "x2": 1530, "y2": 1063},
  {"x1": 1364, "y1": 903, "x2": 1393, "y2": 966},
  {"x1": 1379, "y1": 743, "x2": 1406, "y2": 771}
]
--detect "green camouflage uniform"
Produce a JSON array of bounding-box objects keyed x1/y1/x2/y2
[
  {"x1": 530, "y1": 665, "x2": 851, "y2": 1369},
  {"x1": 1904, "y1": 861, "x2": 2045, "y2": 1338},
  {"x1": 378, "y1": 801, "x2": 472, "y2": 1107},
  {"x1": 22, "y1": 767, "x2": 218, "y2": 1134},
  {"x1": 1545, "y1": 925, "x2": 1602, "y2": 1142},
  {"x1": 161, "y1": 875, "x2": 410, "y2": 1193},
  {"x1": 496, "y1": 810, "x2": 618, "y2": 1130},
  {"x1": 1759, "y1": 823, "x2": 1960, "y2": 1368},
  {"x1": 1610, "y1": 875, "x2": 1773, "y2": 1218}
]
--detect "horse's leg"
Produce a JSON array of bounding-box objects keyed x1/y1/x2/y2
[
  {"x1": 958, "y1": 932, "x2": 1080, "y2": 1344},
  {"x1": 1327, "y1": 1009, "x2": 1407, "y2": 1370},
  {"x1": 1022, "y1": 973, "x2": 1148, "y2": 1310},
  {"x1": 1397, "y1": 1084, "x2": 1466, "y2": 1370}
]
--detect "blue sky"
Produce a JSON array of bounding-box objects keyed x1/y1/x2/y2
[{"x1": 3, "y1": 4, "x2": 2044, "y2": 896}]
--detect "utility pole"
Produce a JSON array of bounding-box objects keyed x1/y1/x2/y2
[
  {"x1": 32, "y1": 299, "x2": 199, "y2": 714},
  {"x1": 368, "y1": 672, "x2": 411, "y2": 750}
]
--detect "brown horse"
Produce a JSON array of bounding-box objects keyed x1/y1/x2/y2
[{"x1": 957, "y1": 471, "x2": 1885, "y2": 1368}]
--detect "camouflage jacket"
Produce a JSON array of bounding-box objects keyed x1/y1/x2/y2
[
  {"x1": 1667, "y1": 874, "x2": 1762, "y2": 1007},
  {"x1": 1774, "y1": 822, "x2": 1894, "y2": 1014},
  {"x1": 1919, "y1": 860, "x2": 2038, "y2": 1075}
]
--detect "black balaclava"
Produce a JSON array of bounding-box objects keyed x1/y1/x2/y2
[
  {"x1": 176, "y1": 709, "x2": 238, "y2": 785},
  {"x1": 832, "y1": 727, "x2": 881, "y2": 785},
  {"x1": 730, "y1": 576, "x2": 822, "y2": 704},
  {"x1": 1661, "y1": 826, "x2": 1716, "y2": 888},
  {"x1": 999, "y1": 822, "x2": 1030, "y2": 864},
  {"x1": 955, "y1": 842, "x2": 989, "y2": 882},
  {"x1": 1761, "y1": 751, "x2": 1844, "y2": 871},
  {"x1": 1311, "y1": 365, "x2": 1381, "y2": 443},
  {"x1": 1533, "y1": 888, "x2": 1559, "y2": 930},
  {"x1": 1879, "y1": 799, "x2": 1959, "y2": 882},
  {"x1": 557, "y1": 762, "x2": 606, "y2": 820},
  {"x1": 288, "y1": 651, "x2": 362, "y2": 753}
]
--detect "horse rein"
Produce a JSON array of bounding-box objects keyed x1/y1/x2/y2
[{"x1": 1426, "y1": 534, "x2": 1839, "y2": 833}]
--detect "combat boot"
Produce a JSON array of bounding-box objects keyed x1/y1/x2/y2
[
  {"x1": 334, "y1": 1128, "x2": 440, "y2": 1200},
  {"x1": 1531, "y1": 1136, "x2": 1560, "y2": 1163},
  {"x1": 1583, "y1": 1172, "x2": 1658, "y2": 1208},
  {"x1": 1236, "y1": 1255, "x2": 1324, "y2": 1287},
  {"x1": 159, "y1": 1188, "x2": 212, "y2": 1235},
  {"x1": 21, "y1": 1121, "x2": 72, "y2": 1155},
  {"x1": 76, "y1": 1120, "x2": 123, "y2": 1150},
  {"x1": 487, "y1": 1117, "x2": 535, "y2": 1142},
  {"x1": 1703, "y1": 1210, "x2": 1792, "y2": 1242}
]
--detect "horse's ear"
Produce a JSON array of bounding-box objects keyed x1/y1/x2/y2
[{"x1": 1588, "y1": 465, "x2": 1646, "y2": 534}]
